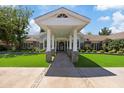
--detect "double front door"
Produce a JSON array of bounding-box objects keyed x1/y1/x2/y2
[{"x1": 57, "y1": 41, "x2": 67, "y2": 51}]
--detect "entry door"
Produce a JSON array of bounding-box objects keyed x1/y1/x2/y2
[{"x1": 59, "y1": 42, "x2": 64, "y2": 51}]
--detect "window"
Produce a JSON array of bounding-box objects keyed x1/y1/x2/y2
[{"x1": 57, "y1": 13, "x2": 68, "y2": 18}]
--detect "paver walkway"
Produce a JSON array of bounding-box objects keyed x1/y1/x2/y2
[
  {"x1": 45, "y1": 52, "x2": 80, "y2": 77},
  {"x1": 37, "y1": 52, "x2": 94, "y2": 87}
]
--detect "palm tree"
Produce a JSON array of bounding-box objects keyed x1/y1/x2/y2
[
  {"x1": 99, "y1": 27, "x2": 111, "y2": 35},
  {"x1": 40, "y1": 28, "x2": 45, "y2": 33}
]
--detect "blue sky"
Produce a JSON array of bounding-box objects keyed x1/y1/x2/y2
[{"x1": 26, "y1": 5, "x2": 124, "y2": 35}]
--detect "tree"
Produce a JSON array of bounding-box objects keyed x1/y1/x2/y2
[
  {"x1": 87, "y1": 32, "x2": 92, "y2": 35},
  {"x1": 99, "y1": 27, "x2": 111, "y2": 35},
  {"x1": 107, "y1": 39, "x2": 124, "y2": 51},
  {"x1": 14, "y1": 6, "x2": 33, "y2": 49},
  {"x1": 40, "y1": 28, "x2": 45, "y2": 33},
  {"x1": 0, "y1": 6, "x2": 33, "y2": 50},
  {"x1": 102, "y1": 39, "x2": 111, "y2": 52},
  {"x1": 0, "y1": 6, "x2": 16, "y2": 48}
]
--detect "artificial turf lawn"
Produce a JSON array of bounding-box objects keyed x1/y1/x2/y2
[
  {"x1": 0, "y1": 54, "x2": 49, "y2": 67},
  {"x1": 75, "y1": 54, "x2": 124, "y2": 67}
]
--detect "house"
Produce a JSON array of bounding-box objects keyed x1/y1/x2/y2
[
  {"x1": 34, "y1": 7, "x2": 124, "y2": 63},
  {"x1": 1, "y1": 7, "x2": 124, "y2": 63},
  {"x1": 22, "y1": 35, "x2": 43, "y2": 50},
  {"x1": 82, "y1": 32, "x2": 124, "y2": 50}
]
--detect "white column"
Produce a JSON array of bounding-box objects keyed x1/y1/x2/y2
[
  {"x1": 69, "y1": 35, "x2": 72, "y2": 50},
  {"x1": 96, "y1": 43, "x2": 98, "y2": 50},
  {"x1": 43, "y1": 39, "x2": 45, "y2": 49},
  {"x1": 55, "y1": 40, "x2": 56, "y2": 52},
  {"x1": 67, "y1": 40, "x2": 68, "y2": 50},
  {"x1": 52, "y1": 35, "x2": 54, "y2": 49},
  {"x1": 46, "y1": 29, "x2": 51, "y2": 52},
  {"x1": 79, "y1": 39, "x2": 80, "y2": 49},
  {"x1": 57, "y1": 41, "x2": 59, "y2": 50},
  {"x1": 73, "y1": 30, "x2": 77, "y2": 51},
  {"x1": 64, "y1": 41, "x2": 65, "y2": 51}
]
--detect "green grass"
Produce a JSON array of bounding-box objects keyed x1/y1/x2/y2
[
  {"x1": 0, "y1": 54, "x2": 49, "y2": 67},
  {"x1": 75, "y1": 54, "x2": 124, "y2": 67}
]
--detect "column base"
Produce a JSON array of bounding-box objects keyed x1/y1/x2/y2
[
  {"x1": 68, "y1": 49, "x2": 72, "y2": 57},
  {"x1": 51, "y1": 49, "x2": 55, "y2": 56},
  {"x1": 46, "y1": 51, "x2": 52, "y2": 63},
  {"x1": 71, "y1": 51, "x2": 79, "y2": 63}
]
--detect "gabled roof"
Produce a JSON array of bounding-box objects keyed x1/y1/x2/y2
[
  {"x1": 109, "y1": 31, "x2": 124, "y2": 40},
  {"x1": 35, "y1": 7, "x2": 90, "y2": 23},
  {"x1": 83, "y1": 35, "x2": 108, "y2": 42},
  {"x1": 25, "y1": 37, "x2": 38, "y2": 42},
  {"x1": 83, "y1": 31, "x2": 124, "y2": 42}
]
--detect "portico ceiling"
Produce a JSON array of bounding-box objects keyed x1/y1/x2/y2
[{"x1": 49, "y1": 25, "x2": 77, "y2": 38}]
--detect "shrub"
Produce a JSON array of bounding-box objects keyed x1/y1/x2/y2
[
  {"x1": 111, "y1": 49, "x2": 116, "y2": 53},
  {"x1": 86, "y1": 49, "x2": 91, "y2": 53},
  {"x1": 0, "y1": 45, "x2": 7, "y2": 51},
  {"x1": 98, "y1": 50, "x2": 104, "y2": 53},
  {"x1": 119, "y1": 48, "x2": 124, "y2": 53},
  {"x1": 108, "y1": 49, "x2": 116, "y2": 54},
  {"x1": 80, "y1": 49, "x2": 85, "y2": 53},
  {"x1": 32, "y1": 47, "x2": 39, "y2": 52},
  {"x1": 11, "y1": 46, "x2": 16, "y2": 51},
  {"x1": 108, "y1": 51, "x2": 113, "y2": 54},
  {"x1": 117, "y1": 51, "x2": 123, "y2": 54},
  {"x1": 92, "y1": 50, "x2": 97, "y2": 53},
  {"x1": 41, "y1": 49, "x2": 46, "y2": 52},
  {"x1": 122, "y1": 49, "x2": 124, "y2": 53},
  {"x1": 78, "y1": 49, "x2": 80, "y2": 52}
]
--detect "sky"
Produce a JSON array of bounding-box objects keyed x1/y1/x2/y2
[{"x1": 25, "y1": 5, "x2": 124, "y2": 35}]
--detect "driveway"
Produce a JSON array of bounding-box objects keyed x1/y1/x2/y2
[{"x1": 0, "y1": 53, "x2": 124, "y2": 88}]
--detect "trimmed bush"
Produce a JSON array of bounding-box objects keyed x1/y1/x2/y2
[
  {"x1": 98, "y1": 50, "x2": 104, "y2": 53},
  {"x1": 80, "y1": 49, "x2": 85, "y2": 53},
  {"x1": 41, "y1": 49, "x2": 46, "y2": 52},
  {"x1": 117, "y1": 51, "x2": 123, "y2": 54},
  {"x1": 108, "y1": 49, "x2": 116, "y2": 54},
  {"x1": 108, "y1": 51, "x2": 113, "y2": 54},
  {"x1": 86, "y1": 50, "x2": 91, "y2": 53},
  {"x1": 32, "y1": 47, "x2": 40, "y2": 52},
  {"x1": 92, "y1": 50, "x2": 97, "y2": 53},
  {"x1": 119, "y1": 48, "x2": 124, "y2": 53},
  {"x1": 111, "y1": 49, "x2": 116, "y2": 53},
  {"x1": 108, "y1": 49, "x2": 117, "y2": 54}
]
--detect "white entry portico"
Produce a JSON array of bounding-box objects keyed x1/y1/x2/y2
[{"x1": 35, "y1": 7, "x2": 90, "y2": 62}]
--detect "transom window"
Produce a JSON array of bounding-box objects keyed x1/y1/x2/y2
[{"x1": 57, "y1": 13, "x2": 68, "y2": 18}]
